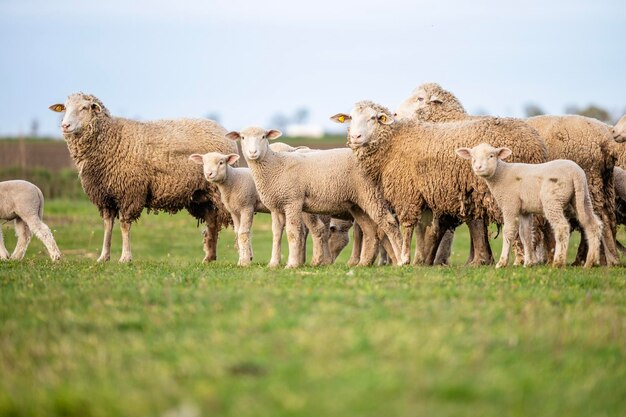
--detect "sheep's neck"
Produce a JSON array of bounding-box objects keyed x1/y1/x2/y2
[
  {"x1": 246, "y1": 148, "x2": 280, "y2": 191},
  {"x1": 352, "y1": 129, "x2": 393, "y2": 186}
]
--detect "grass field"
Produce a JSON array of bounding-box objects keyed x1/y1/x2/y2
[{"x1": 1, "y1": 199, "x2": 625, "y2": 417}]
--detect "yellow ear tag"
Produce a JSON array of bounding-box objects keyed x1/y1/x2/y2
[
  {"x1": 380, "y1": 115, "x2": 387, "y2": 123},
  {"x1": 338, "y1": 115, "x2": 345, "y2": 123},
  {"x1": 51, "y1": 104, "x2": 64, "y2": 112}
]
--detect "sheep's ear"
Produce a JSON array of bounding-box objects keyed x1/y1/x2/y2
[
  {"x1": 429, "y1": 94, "x2": 443, "y2": 104},
  {"x1": 225, "y1": 131, "x2": 241, "y2": 141},
  {"x1": 295, "y1": 146, "x2": 310, "y2": 150},
  {"x1": 189, "y1": 154, "x2": 204, "y2": 165},
  {"x1": 330, "y1": 113, "x2": 351, "y2": 123},
  {"x1": 226, "y1": 154, "x2": 240, "y2": 165},
  {"x1": 497, "y1": 147, "x2": 512, "y2": 160},
  {"x1": 90, "y1": 102, "x2": 102, "y2": 113},
  {"x1": 49, "y1": 103, "x2": 65, "y2": 112},
  {"x1": 455, "y1": 148, "x2": 473, "y2": 160},
  {"x1": 266, "y1": 129, "x2": 282, "y2": 140},
  {"x1": 377, "y1": 113, "x2": 394, "y2": 125}
]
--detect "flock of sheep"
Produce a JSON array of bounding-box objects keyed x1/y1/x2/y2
[{"x1": 1, "y1": 83, "x2": 625, "y2": 269}]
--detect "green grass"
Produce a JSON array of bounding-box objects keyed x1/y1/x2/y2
[{"x1": 1, "y1": 199, "x2": 625, "y2": 417}]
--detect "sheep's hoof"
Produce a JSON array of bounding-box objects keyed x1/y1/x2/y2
[
  {"x1": 96, "y1": 254, "x2": 110, "y2": 263},
  {"x1": 495, "y1": 261, "x2": 507, "y2": 269},
  {"x1": 238, "y1": 259, "x2": 252, "y2": 267},
  {"x1": 50, "y1": 253, "x2": 62, "y2": 262},
  {"x1": 347, "y1": 258, "x2": 359, "y2": 267},
  {"x1": 119, "y1": 255, "x2": 132, "y2": 263},
  {"x1": 202, "y1": 255, "x2": 216, "y2": 264},
  {"x1": 285, "y1": 263, "x2": 300, "y2": 269},
  {"x1": 267, "y1": 261, "x2": 280, "y2": 268}
]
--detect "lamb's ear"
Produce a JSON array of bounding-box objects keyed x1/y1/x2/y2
[
  {"x1": 189, "y1": 154, "x2": 204, "y2": 165},
  {"x1": 378, "y1": 113, "x2": 394, "y2": 125},
  {"x1": 295, "y1": 146, "x2": 310, "y2": 150},
  {"x1": 225, "y1": 131, "x2": 241, "y2": 141},
  {"x1": 429, "y1": 94, "x2": 443, "y2": 104},
  {"x1": 455, "y1": 148, "x2": 473, "y2": 160},
  {"x1": 265, "y1": 129, "x2": 282, "y2": 140},
  {"x1": 330, "y1": 113, "x2": 351, "y2": 123},
  {"x1": 49, "y1": 103, "x2": 65, "y2": 112},
  {"x1": 497, "y1": 147, "x2": 512, "y2": 160},
  {"x1": 225, "y1": 154, "x2": 240, "y2": 165}
]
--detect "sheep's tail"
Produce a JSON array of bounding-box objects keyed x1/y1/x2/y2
[{"x1": 572, "y1": 169, "x2": 602, "y2": 266}]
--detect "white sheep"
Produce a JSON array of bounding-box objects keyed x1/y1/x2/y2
[
  {"x1": 0, "y1": 180, "x2": 61, "y2": 261},
  {"x1": 614, "y1": 114, "x2": 626, "y2": 143},
  {"x1": 227, "y1": 127, "x2": 405, "y2": 268},
  {"x1": 189, "y1": 152, "x2": 332, "y2": 267},
  {"x1": 456, "y1": 143, "x2": 602, "y2": 268}
]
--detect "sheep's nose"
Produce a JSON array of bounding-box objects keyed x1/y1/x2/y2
[
  {"x1": 61, "y1": 123, "x2": 70, "y2": 129},
  {"x1": 350, "y1": 133, "x2": 362, "y2": 140}
]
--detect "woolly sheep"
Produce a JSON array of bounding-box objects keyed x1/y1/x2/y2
[
  {"x1": 613, "y1": 114, "x2": 626, "y2": 143},
  {"x1": 456, "y1": 143, "x2": 602, "y2": 268},
  {"x1": 397, "y1": 82, "x2": 620, "y2": 266},
  {"x1": 0, "y1": 180, "x2": 61, "y2": 261},
  {"x1": 188, "y1": 151, "x2": 332, "y2": 267},
  {"x1": 49, "y1": 93, "x2": 237, "y2": 263},
  {"x1": 228, "y1": 127, "x2": 405, "y2": 268},
  {"x1": 331, "y1": 101, "x2": 547, "y2": 266},
  {"x1": 615, "y1": 167, "x2": 626, "y2": 201}
]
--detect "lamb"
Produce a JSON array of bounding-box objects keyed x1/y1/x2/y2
[
  {"x1": 227, "y1": 127, "x2": 405, "y2": 268},
  {"x1": 456, "y1": 143, "x2": 602, "y2": 268},
  {"x1": 0, "y1": 180, "x2": 61, "y2": 261},
  {"x1": 396, "y1": 82, "x2": 620, "y2": 266},
  {"x1": 331, "y1": 101, "x2": 547, "y2": 267},
  {"x1": 188, "y1": 151, "x2": 332, "y2": 267},
  {"x1": 615, "y1": 167, "x2": 626, "y2": 201},
  {"x1": 49, "y1": 93, "x2": 237, "y2": 263},
  {"x1": 613, "y1": 114, "x2": 626, "y2": 143}
]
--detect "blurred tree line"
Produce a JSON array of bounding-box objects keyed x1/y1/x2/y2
[{"x1": 524, "y1": 103, "x2": 623, "y2": 124}]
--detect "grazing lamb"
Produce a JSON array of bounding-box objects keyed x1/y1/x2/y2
[
  {"x1": 227, "y1": 127, "x2": 405, "y2": 268},
  {"x1": 49, "y1": 93, "x2": 237, "y2": 263},
  {"x1": 396, "y1": 83, "x2": 619, "y2": 266},
  {"x1": 614, "y1": 114, "x2": 626, "y2": 143},
  {"x1": 188, "y1": 151, "x2": 332, "y2": 267},
  {"x1": 456, "y1": 143, "x2": 602, "y2": 268},
  {"x1": 331, "y1": 101, "x2": 547, "y2": 266},
  {"x1": 0, "y1": 180, "x2": 61, "y2": 261}
]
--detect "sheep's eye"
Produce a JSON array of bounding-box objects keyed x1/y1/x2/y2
[
  {"x1": 219, "y1": 161, "x2": 224, "y2": 165},
  {"x1": 490, "y1": 155, "x2": 494, "y2": 158},
  {"x1": 417, "y1": 97, "x2": 424, "y2": 102}
]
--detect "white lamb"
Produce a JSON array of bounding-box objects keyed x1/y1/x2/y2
[
  {"x1": 456, "y1": 143, "x2": 602, "y2": 268},
  {"x1": 189, "y1": 152, "x2": 331, "y2": 267},
  {"x1": 0, "y1": 180, "x2": 61, "y2": 261}
]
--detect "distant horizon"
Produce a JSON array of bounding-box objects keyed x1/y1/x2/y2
[{"x1": 1, "y1": 0, "x2": 625, "y2": 137}]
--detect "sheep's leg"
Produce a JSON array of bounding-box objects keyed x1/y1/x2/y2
[
  {"x1": 496, "y1": 214, "x2": 518, "y2": 269},
  {"x1": 284, "y1": 207, "x2": 305, "y2": 269},
  {"x1": 202, "y1": 210, "x2": 219, "y2": 263},
  {"x1": 299, "y1": 223, "x2": 309, "y2": 265},
  {"x1": 572, "y1": 227, "x2": 587, "y2": 266},
  {"x1": 349, "y1": 208, "x2": 378, "y2": 266},
  {"x1": 119, "y1": 221, "x2": 132, "y2": 263},
  {"x1": 543, "y1": 205, "x2": 569, "y2": 268},
  {"x1": 401, "y1": 224, "x2": 414, "y2": 265},
  {"x1": 0, "y1": 226, "x2": 9, "y2": 260},
  {"x1": 519, "y1": 215, "x2": 536, "y2": 267},
  {"x1": 237, "y1": 209, "x2": 254, "y2": 267},
  {"x1": 10, "y1": 218, "x2": 31, "y2": 260},
  {"x1": 268, "y1": 212, "x2": 285, "y2": 268},
  {"x1": 97, "y1": 210, "x2": 115, "y2": 263},
  {"x1": 348, "y1": 222, "x2": 362, "y2": 266},
  {"x1": 467, "y1": 219, "x2": 493, "y2": 266},
  {"x1": 598, "y1": 210, "x2": 620, "y2": 266},
  {"x1": 434, "y1": 229, "x2": 454, "y2": 266},
  {"x1": 231, "y1": 213, "x2": 240, "y2": 252},
  {"x1": 413, "y1": 221, "x2": 426, "y2": 265},
  {"x1": 359, "y1": 199, "x2": 405, "y2": 264},
  {"x1": 379, "y1": 236, "x2": 397, "y2": 265},
  {"x1": 22, "y1": 215, "x2": 61, "y2": 262},
  {"x1": 302, "y1": 214, "x2": 331, "y2": 266}
]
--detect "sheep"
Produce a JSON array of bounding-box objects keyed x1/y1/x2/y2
[
  {"x1": 0, "y1": 180, "x2": 61, "y2": 261},
  {"x1": 49, "y1": 93, "x2": 237, "y2": 263},
  {"x1": 227, "y1": 127, "x2": 406, "y2": 268},
  {"x1": 331, "y1": 101, "x2": 547, "y2": 267},
  {"x1": 188, "y1": 151, "x2": 332, "y2": 267},
  {"x1": 456, "y1": 143, "x2": 602, "y2": 268},
  {"x1": 396, "y1": 82, "x2": 620, "y2": 266},
  {"x1": 615, "y1": 167, "x2": 626, "y2": 201},
  {"x1": 268, "y1": 142, "x2": 311, "y2": 153},
  {"x1": 613, "y1": 114, "x2": 626, "y2": 143}
]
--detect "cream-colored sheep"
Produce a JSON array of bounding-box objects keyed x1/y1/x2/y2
[
  {"x1": 615, "y1": 167, "x2": 626, "y2": 201},
  {"x1": 614, "y1": 114, "x2": 626, "y2": 143},
  {"x1": 189, "y1": 151, "x2": 331, "y2": 267},
  {"x1": 228, "y1": 127, "x2": 405, "y2": 268},
  {"x1": 456, "y1": 143, "x2": 602, "y2": 268},
  {"x1": 0, "y1": 180, "x2": 61, "y2": 261}
]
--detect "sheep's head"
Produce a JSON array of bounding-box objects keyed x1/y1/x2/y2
[
  {"x1": 49, "y1": 93, "x2": 109, "y2": 135},
  {"x1": 455, "y1": 143, "x2": 512, "y2": 178},
  {"x1": 395, "y1": 83, "x2": 465, "y2": 122},
  {"x1": 189, "y1": 152, "x2": 239, "y2": 183},
  {"x1": 226, "y1": 127, "x2": 282, "y2": 162},
  {"x1": 613, "y1": 114, "x2": 626, "y2": 143},
  {"x1": 330, "y1": 101, "x2": 394, "y2": 148}
]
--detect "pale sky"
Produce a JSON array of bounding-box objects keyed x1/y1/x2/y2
[{"x1": 0, "y1": 0, "x2": 625, "y2": 137}]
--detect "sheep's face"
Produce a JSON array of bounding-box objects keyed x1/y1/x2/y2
[
  {"x1": 394, "y1": 87, "x2": 443, "y2": 121},
  {"x1": 227, "y1": 127, "x2": 282, "y2": 162},
  {"x1": 49, "y1": 94, "x2": 103, "y2": 135},
  {"x1": 455, "y1": 143, "x2": 512, "y2": 178},
  {"x1": 613, "y1": 114, "x2": 626, "y2": 143},
  {"x1": 189, "y1": 152, "x2": 239, "y2": 183},
  {"x1": 330, "y1": 106, "x2": 394, "y2": 147}
]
